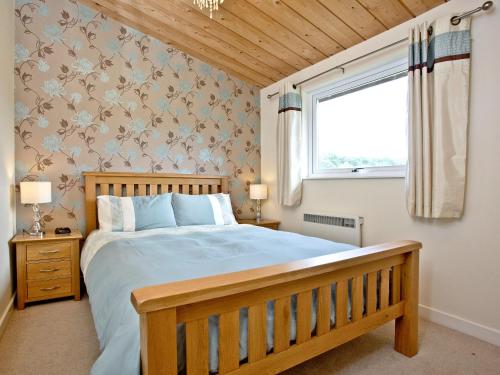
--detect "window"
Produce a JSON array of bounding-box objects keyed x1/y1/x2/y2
[{"x1": 309, "y1": 60, "x2": 408, "y2": 179}]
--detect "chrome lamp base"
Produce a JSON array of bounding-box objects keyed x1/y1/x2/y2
[
  {"x1": 255, "y1": 199, "x2": 262, "y2": 223},
  {"x1": 29, "y1": 203, "x2": 44, "y2": 237}
]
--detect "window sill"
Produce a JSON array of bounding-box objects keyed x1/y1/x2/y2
[{"x1": 304, "y1": 171, "x2": 405, "y2": 180}]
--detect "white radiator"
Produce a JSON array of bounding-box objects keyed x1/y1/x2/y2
[{"x1": 303, "y1": 213, "x2": 364, "y2": 247}]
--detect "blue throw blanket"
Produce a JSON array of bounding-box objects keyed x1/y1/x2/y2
[{"x1": 84, "y1": 225, "x2": 355, "y2": 374}]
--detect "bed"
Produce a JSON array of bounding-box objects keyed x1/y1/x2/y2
[{"x1": 83, "y1": 172, "x2": 421, "y2": 375}]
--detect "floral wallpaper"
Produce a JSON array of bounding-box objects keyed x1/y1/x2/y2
[{"x1": 14, "y1": 0, "x2": 260, "y2": 232}]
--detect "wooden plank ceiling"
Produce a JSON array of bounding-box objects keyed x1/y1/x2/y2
[{"x1": 80, "y1": 0, "x2": 445, "y2": 87}]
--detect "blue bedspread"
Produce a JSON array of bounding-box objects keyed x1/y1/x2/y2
[{"x1": 84, "y1": 225, "x2": 356, "y2": 374}]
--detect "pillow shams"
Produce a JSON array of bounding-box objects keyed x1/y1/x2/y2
[
  {"x1": 172, "y1": 193, "x2": 237, "y2": 226},
  {"x1": 97, "y1": 193, "x2": 176, "y2": 232}
]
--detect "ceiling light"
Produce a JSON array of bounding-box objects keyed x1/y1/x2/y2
[{"x1": 194, "y1": 0, "x2": 224, "y2": 18}]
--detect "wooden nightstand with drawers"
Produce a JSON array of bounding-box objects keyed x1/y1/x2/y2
[{"x1": 11, "y1": 230, "x2": 83, "y2": 309}]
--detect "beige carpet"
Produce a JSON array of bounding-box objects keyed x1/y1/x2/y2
[{"x1": 0, "y1": 297, "x2": 499, "y2": 375}]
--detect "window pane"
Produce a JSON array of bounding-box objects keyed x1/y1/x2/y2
[{"x1": 316, "y1": 76, "x2": 407, "y2": 171}]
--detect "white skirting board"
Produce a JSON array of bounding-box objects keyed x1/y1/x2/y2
[
  {"x1": 419, "y1": 304, "x2": 500, "y2": 347},
  {"x1": 0, "y1": 293, "x2": 15, "y2": 340}
]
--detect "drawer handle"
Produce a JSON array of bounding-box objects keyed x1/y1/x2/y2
[
  {"x1": 39, "y1": 268, "x2": 60, "y2": 273},
  {"x1": 40, "y1": 286, "x2": 61, "y2": 291},
  {"x1": 39, "y1": 250, "x2": 60, "y2": 254}
]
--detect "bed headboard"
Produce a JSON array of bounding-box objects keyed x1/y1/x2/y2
[{"x1": 83, "y1": 172, "x2": 229, "y2": 236}]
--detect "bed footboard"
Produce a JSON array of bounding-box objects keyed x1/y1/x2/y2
[{"x1": 132, "y1": 240, "x2": 421, "y2": 375}]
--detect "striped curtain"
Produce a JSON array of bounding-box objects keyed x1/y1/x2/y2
[
  {"x1": 277, "y1": 83, "x2": 302, "y2": 207},
  {"x1": 406, "y1": 17, "x2": 471, "y2": 218}
]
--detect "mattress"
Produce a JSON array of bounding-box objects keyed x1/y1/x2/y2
[{"x1": 82, "y1": 224, "x2": 356, "y2": 375}]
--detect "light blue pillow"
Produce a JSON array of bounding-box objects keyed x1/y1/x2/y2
[
  {"x1": 172, "y1": 193, "x2": 237, "y2": 226},
  {"x1": 97, "y1": 193, "x2": 176, "y2": 232}
]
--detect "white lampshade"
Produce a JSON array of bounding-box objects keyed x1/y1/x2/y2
[
  {"x1": 20, "y1": 181, "x2": 52, "y2": 204},
  {"x1": 250, "y1": 184, "x2": 267, "y2": 200}
]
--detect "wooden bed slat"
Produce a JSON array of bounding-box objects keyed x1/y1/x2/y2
[
  {"x1": 186, "y1": 319, "x2": 209, "y2": 375},
  {"x1": 352, "y1": 276, "x2": 364, "y2": 322},
  {"x1": 335, "y1": 280, "x2": 348, "y2": 328},
  {"x1": 380, "y1": 269, "x2": 390, "y2": 309},
  {"x1": 150, "y1": 184, "x2": 158, "y2": 195},
  {"x1": 296, "y1": 290, "x2": 312, "y2": 344},
  {"x1": 126, "y1": 184, "x2": 134, "y2": 197},
  {"x1": 171, "y1": 184, "x2": 179, "y2": 193},
  {"x1": 219, "y1": 310, "x2": 240, "y2": 373},
  {"x1": 274, "y1": 296, "x2": 291, "y2": 353},
  {"x1": 317, "y1": 286, "x2": 331, "y2": 335},
  {"x1": 391, "y1": 265, "x2": 401, "y2": 304},
  {"x1": 138, "y1": 184, "x2": 147, "y2": 196},
  {"x1": 248, "y1": 303, "x2": 267, "y2": 363},
  {"x1": 161, "y1": 184, "x2": 168, "y2": 194},
  {"x1": 182, "y1": 184, "x2": 190, "y2": 194},
  {"x1": 100, "y1": 184, "x2": 109, "y2": 195},
  {"x1": 192, "y1": 185, "x2": 200, "y2": 195},
  {"x1": 113, "y1": 183, "x2": 122, "y2": 197},
  {"x1": 366, "y1": 272, "x2": 377, "y2": 315},
  {"x1": 211, "y1": 184, "x2": 218, "y2": 194},
  {"x1": 202, "y1": 185, "x2": 209, "y2": 194}
]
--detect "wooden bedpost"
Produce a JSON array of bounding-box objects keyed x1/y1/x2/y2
[
  {"x1": 140, "y1": 308, "x2": 178, "y2": 375},
  {"x1": 84, "y1": 173, "x2": 97, "y2": 237},
  {"x1": 394, "y1": 249, "x2": 419, "y2": 357}
]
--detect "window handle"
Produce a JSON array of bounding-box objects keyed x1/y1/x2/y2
[{"x1": 351, "y1": 168, "x2": 365, "y2": 173}]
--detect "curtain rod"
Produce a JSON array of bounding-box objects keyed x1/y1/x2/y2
[
  {"x1": 451, "y1": 1, "x2": 493, "y2": 25},
  {"x1": 266, "y1": 1, "x2": 494, "y2": 100},
  {"x1": 266, "y1": 37, "x2": 407, "y2": 99}
]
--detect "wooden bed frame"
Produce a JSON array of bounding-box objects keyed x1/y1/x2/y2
[{"x1": 83, "y1": 172, "x2": 421, "y2": 375}]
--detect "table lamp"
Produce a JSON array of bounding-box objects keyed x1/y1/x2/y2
[
  {"x1": 250, "y1": 184, "x2": 267, "y2": 223},
  {"x1": 20, "y1": 181, "x2": 52, "y2": 237}
]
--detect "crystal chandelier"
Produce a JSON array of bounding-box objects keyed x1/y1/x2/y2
[{"x1": 194, "y1": 0, "x2": 224, "y2": 18}]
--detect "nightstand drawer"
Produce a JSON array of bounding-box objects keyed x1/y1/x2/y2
[
  {"x1": 28, "y1": 278, "x2": 72, "y2": 300},
  {"x1": 27, "y1": 260, "x2": 71, "y2": 281},
  {"x1": 26, "y1": 242, "x2": 71, "y2": 261}
]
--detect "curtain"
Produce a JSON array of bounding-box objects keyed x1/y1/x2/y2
[
  {"x1": 406, "y1": 17, "x2": 471, "y2": 218},
  {"x1": 277, "y1": 83, "x2": 302, "y2": 207}
]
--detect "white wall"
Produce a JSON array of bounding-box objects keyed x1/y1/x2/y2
[
  {"x1": 260, "y1": 0, "x2": 500, "y2": 344},
  {"x1": 0, "y1": 0, "x2": 16, "y2": 334}
]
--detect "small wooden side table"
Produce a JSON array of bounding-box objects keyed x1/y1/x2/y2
[{"x1": 11, "y1": 230, "x2": 83, "y2": 309}]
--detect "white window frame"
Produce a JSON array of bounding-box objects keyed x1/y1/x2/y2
[{"x1": 307, "y1": 58, "x2": 408, "y2": 180}]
